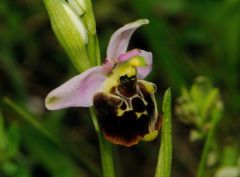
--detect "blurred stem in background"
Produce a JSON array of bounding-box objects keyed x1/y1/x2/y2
[
  {"x1": 42, "y1": 0, "x2": 115, "y2": 176},
  {"x1": 2, "y1": 97, "x2": 100, "y2": 177},
  {"x1": 196, "y1": 102, "x2": 223, "y2": 177},
  {"x1": 175, "y1": 77, "x2": 224, "y2": 177}
]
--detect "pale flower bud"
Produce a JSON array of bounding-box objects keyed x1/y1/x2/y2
[
  {"x1": 43, "y1": 0, "x2": 91, "y2": 72},
  {"x1": 63, "y1": 3, "x2": 88, "y2": 44},
  {"x1": 68, "y1": 0, "x2": 87, "y2": 15}
]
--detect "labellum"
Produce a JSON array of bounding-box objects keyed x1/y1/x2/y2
[{"x1": 94, "y1": 57, "x2": 161, "y2": 147}]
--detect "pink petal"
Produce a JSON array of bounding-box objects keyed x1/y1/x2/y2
[
  {"x1": 102, "y1": 58, "x2": 115, "y2": 73},
  {"x1": 45, "y1": 66, "x2": 107, "y2": 110},
  {"x1": 137, "y1": 50, "x2": 153, "y2": 79},
  {"x1": 117, "y1": 49, "x2": 141, "y2": 63},
  {"x1": 107, "y1": 19, "x2": 149, "y2": 60}
]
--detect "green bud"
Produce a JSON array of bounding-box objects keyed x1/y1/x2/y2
[
  {"x1": 67, "y1": 0, "x2": 100, "y2": 66},
  {"x1": 43, "y1": 0, "x2": 91, "y2": 72},
  {"x1": 68, "y1": 0, "x2": 86, "y2": 16},
  {"x1": 80, "y1": 0, "x2": 100, "y2": 66}
]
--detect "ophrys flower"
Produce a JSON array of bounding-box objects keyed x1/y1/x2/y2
[{"x1": 45, "y1": 19, "x2": 161, "y2": 147}]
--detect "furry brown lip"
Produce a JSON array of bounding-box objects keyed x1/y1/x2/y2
[{"x1": 93, "y1": 75, "x2": 160, "y2": 147}]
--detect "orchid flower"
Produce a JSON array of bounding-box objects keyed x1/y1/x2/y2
[{"x1": 45, "y1": 19, "x2": 161, "y2": 147}]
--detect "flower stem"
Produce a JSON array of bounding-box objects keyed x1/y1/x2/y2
[
  {"x1": 196, "y1": 105, "x2": 222, "y2": 177},
  {"x1": 89, "y1": 107, "x2": 116, "y2": 177},
  {"x1": 86, "y1": 0, "x2": 115, "y2": 175}
]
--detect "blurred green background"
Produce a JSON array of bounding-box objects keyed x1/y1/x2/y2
[{"x1": 0, "y1": 0, "x2": 240, "y2": 177}]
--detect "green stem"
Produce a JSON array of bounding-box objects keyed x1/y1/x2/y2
[
  {"x1": 83, "y1": 0, "x2": 101, "y2": 66},
  {"x1": 196, "y1": 107, "x2": 222, "y2": 177},
  {"x1": 89, "y1": 107, "x2": 115, "y2": 177},
  {"x1": 85, "y1": 1, "x2": 115, "y2": 176}
]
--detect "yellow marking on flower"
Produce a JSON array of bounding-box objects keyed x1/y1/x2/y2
[
  {"x1": 103, "y1": 56, "x2": 147, "y2": 92},
  {"x1": 143, "y1": 130, "x2": 158, "y2": 141},
  {"x1": 117, "y1": 108, "x2": 125, "y2": 117},
  {"x1": 136, "y1": 112, "x2": 142, "y2": 119},
  {"x1": 136, "y1": 111, "x2": 147, "y2": 119},
  {"x1": 128, "y1": 56, "x2": 147, "y2": 67},
  {"x1": 138, "y1": 80, "x2": 157, "y2": 94}
]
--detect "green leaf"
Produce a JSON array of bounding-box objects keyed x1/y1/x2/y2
[
  {"x1": 155, "y1": 88, "x2": 172, "y2": 177},
  {"x1": 6, "y1": 123, "x2": 21, "y2": 159},
  {"x1": 0, "y1": 109, "x2": 7, "y2": 151},
  {"x1": 23, "y1": 127, "x2": 86, "y2": 177}
]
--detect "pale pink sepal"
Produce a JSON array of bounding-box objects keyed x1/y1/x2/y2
[
  {"x1": 45, "y1": 66, "x2": 107, "y2": 110},
  {"x1": 117, "y1": 49, "x2": 141, "y2": 63},
  {"x1": 137, "y1": 50, "x2": 153, "y2": 79},
  {"x1": 107, "y1": 19, "x2": 149, "y2": 60}
]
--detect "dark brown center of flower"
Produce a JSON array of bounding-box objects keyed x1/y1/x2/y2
[{"x1": 118, "y1": 75, "x2": 137, "y2": 97}]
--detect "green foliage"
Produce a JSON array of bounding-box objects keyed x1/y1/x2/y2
[
  {"x1": 175, "y1": 77, "x2": 223, "y2": 141},
  {"x1": 1, "y1": 0, "x2": 240, "y2": 176},
  {"x1": 196, "y1": 100, "x2": 223, "y2": 177}
]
